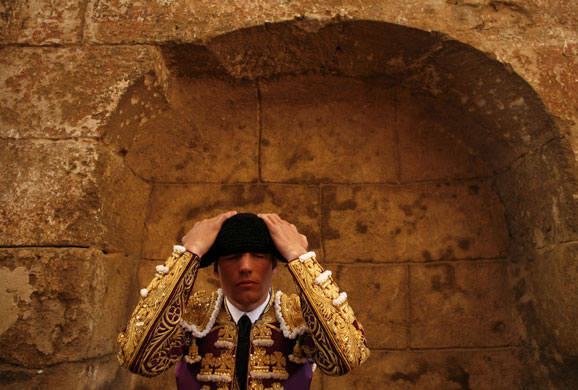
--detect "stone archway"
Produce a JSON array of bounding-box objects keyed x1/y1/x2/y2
[{"x1": 100, "y1": 20, "x2": 577, "y2": 389}]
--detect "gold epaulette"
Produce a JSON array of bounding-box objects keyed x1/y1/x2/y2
[
  {"x1": 274, "y1": 291, "x2": 308, "y2": 338},
  {"x1": 182, "y1": 289, "x2": 223, "y2": 337}
]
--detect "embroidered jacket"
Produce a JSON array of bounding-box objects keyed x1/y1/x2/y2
[{"x1": 118, "y1": 248, "x2": 370, "y2": 390}]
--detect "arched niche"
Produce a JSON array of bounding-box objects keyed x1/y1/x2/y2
[{"x1": 104, "y1": 19, "x2": 578, "y2": 389}]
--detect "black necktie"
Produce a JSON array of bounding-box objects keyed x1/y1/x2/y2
[{"x1": 235, "y1": 315, "x2": 252, "y2": 390}]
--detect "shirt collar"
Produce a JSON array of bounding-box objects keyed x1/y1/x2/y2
[{"x1": 225, "y1": 291, "x2": 271, "y2": 324}]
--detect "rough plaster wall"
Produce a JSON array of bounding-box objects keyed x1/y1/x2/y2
[{"x1": 1, "y1": 1, "x2": 578, "y2": 390}]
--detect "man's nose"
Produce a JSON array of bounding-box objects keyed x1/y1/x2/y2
[{"x1": 239, "y1": 253, "x2": 253, "y2": 272}]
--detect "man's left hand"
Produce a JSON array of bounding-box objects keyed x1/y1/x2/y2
[{"x1": 258, "y1": 213, "x2": 308, "y2": 261}]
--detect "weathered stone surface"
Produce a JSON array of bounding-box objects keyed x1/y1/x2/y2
[
  {"x1": 0, "y1": 141, "x2": 150, "y2": 256},
  {"x1": 323, "y1": 181, "x2": 508, "y2": 263},
  {"x1": 396, "y1": 89, "x2": 491, "y2": 182},
  {"x1": 207, "y1": 20, "x2": 343, "y2": 79},
  {"x1": 0, "y1": 0, "x2": 85, "y2": 44},
  {"x1": 328, "y1": 263, "x2": 408, "y2": 349},
  {"x1": 0, "y1": 248, "x2": 137, "y2": 366},
  {"x1": 527, "y1": 243, "x2": 578, "y2": 355},
  {"x1": 104, "y1": 75, "x2": 260, "y2": 183},
  {"x1": 260, "y1": 75, "x2": 396, "y2": 183},
  {"x1": 496, "y1": 137, "x2": 578, "y2": 251},
  {"x1": 143, "y1": 184, "x2": 320, "y2": 259},
  {"x1": 409, "y1": 261, "x2": 521, "y2": 348},
  {"x1": 0, "y1": 356, "x2": 130, "y2": 390},
  {"x1": 323, "y1": 349, "x2": 523, "y2": 390},
  {"x1": 0, "y1": 46, "x2": 154, "y2": 139}
]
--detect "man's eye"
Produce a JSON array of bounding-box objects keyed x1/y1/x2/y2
[{"x1": 252, "y1": 253, "x2": 266, "y2": 258}]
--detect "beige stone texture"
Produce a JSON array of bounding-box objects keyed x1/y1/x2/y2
[
  {"x1": 0, "y1": 141, "x2": 150, "y2": 256},
  {"x1": 104, "y1": 75, "x2": 260, "y2": 183},
  {"x1": 324, "y1": 349, "x2": 523, "y2": 390},
  {"x1": 143, "y1": 184, "x2": 320, "y2": 260},
  {"x1": 496, "y1": 137, "x2": 578, "y2": 251},
  {"x1": 0, "y1": 356, "x2": 131, "y2": 390},
  {"x1": 322, "y1": 181, "x2": 508, "y2": 263},
  {"x1": 0, "y1": 248, "x2": 137, "y2": 366},
  {"x1": 2, "y1": 1, "x2": 578, "y2": 388},
  {"x1": 409, "y1": 261, "x2": 521, "y2": 348},
  {"x1": 80, "y1": 0, "x2": 578, "y2": 123},
  {"x1": 260, "y1": 75, "x2": 396, "y2": 183},
  {"x1": 0, "y1": 46, "x2": 155, "y2": 139},
  {"x1": 328, "y1": 263, "x2": 408, "y2": 349},
  {"x1": 527, "y1": 243, "x2": 578, "y2": 355},
  {"x1": 396, "y1": 89, "x2": 491, "y2": 182},
  {"x1": 0, "y1": 0, "x2": 85, "y2": 44}
]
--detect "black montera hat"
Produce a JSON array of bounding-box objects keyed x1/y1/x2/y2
[{"x1": 200, "y1": 213, "x2": 286, "y2": 268}]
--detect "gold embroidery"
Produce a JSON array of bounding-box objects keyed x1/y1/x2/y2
[
  {"x1": 250, "y1": 347, "x2": 269, "y2": 374},
  {"x1": 117, "y1": 249, "x2": 198, "y2": 376},
  {"x1": 199, "y1": 353, "x2": 214, "y2": 377},
  {"x1": 279, "y1": 294, "x2": 307, "y2": 331},
  {"x1": 252, "y1": 323, "x2": 274, "y2": 347},
  {"x1": 250, "y1": 381, "x2": 284, "y2": 390},
  {"x1": 215, "y1": 323, "x2": 236, "y2": 349},
  {"x1": 287, "y1": 255, "x2": 370, "y2": 375}
]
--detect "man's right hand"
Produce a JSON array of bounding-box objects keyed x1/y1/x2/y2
[{"x1": 181, "y1": 211, "x2": 237, "y2": 256}]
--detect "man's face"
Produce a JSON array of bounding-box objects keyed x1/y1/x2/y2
[{"x1": 216, "y1": 252, "x2": 277, "y2": 312}]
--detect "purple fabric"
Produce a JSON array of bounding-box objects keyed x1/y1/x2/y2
[
  {"x1": 175, "y1": 359, "x2": 313, "y2": 390},
  {"x1": 174, "y1": 322, "x2": 314, "y2": 390}
]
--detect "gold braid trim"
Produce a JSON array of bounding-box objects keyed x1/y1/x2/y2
[
  {"x1": 287, "y1": 253, "x2": 370, "y2": 376},
  {"x1": 118, "y1": 249, "x2": 200, "y2": 376}
]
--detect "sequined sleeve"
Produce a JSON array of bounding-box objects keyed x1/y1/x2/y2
[
  {"x1": 287, "y1": 252, "x2": 370, "y2": 376},
  {"x1": 117, "y1": 247, "x2": 201, "y2": 377}
]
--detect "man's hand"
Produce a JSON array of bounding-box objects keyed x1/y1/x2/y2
[
  {"x1": 258, "y1": 213, "x2": 308, "y2": 261},
  {"x1": 181, "y1": 211, "x2": 237, "y2": 256}
]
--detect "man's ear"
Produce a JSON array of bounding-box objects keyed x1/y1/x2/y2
[{"x1": 272, "y1": 257, "x2": 278, "y2": 275}]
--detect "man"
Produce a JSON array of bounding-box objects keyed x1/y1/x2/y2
[{"x1": 118, "y1": 211, "x2": 369, "y2": 390}]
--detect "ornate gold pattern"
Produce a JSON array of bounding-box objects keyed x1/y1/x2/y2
[
  {"x1": 287, "y1": 254, "x2": 370, "y2": 375},
  {"x1": 119, "y1": 247, "x2": 369, "y2": 387},
  {"x1": 118, "y1": 249, "x2": 200, "y2": 376}
]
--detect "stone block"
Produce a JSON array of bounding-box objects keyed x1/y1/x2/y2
[
  {"x1": 0, "y1": 0, "x2": 84, "y2": 44},
  {"x1": 397, "y1": 89, "x2": 491, "y2": 182},
  {"x1": 84, "y1": 0, "x2": 343, "y2": 44},
  {"x1": 104, "y1": 76, "x2": 259, "y2": 183},
  {"x1": 328, "y1": 263, "x2": 408, "y2": 349},
  {"x1": 401, "y1": 39, "x2": 556, "y2": 169},
  {"x1": 260, "y1": 75, "x2": 397, "y2": 183},
  {"x1": 528, "y1": 243, "x2": 578, "y2": 355},
  {"x1": 323, "y1": 349, "x2": 523, "y2": 390},
  {"x1": 0, "y1": 356, "x2": 130, "y2": 390},
  {"x1": 207, "y1": 20, "x2": 343, "y2": 79},
  {"x1": 0, "y1": 248, "x2": 137, "y2": 366},
  {"x1": 409, "y1": 261, "x2": 521, "y2": 348},
  {"x1": 0, "y1": 46, "x2": 154, "y2": 138},
  {"x1": 130, "y1": 369, "x2": 177, "y2": 390},
  {"x1": 0, "y1": 141, "x2": 150, "y2": 256},
  {"x1": 322, "y1": 181, "x2": 508, "y2": 263},
  {"x1": 143, "y1": 184, "x2": 320, "y2": 260},
  {"x1": 336, "y1": 21, "x2": 439, "y2": 78},
  {"x1": 496, "y1": 138, "x2": 578, "y2": 251}
]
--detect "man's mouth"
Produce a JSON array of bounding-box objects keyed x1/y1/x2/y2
[{"x1": 236, "y1": 280, "x2": 257, "y2": 287}]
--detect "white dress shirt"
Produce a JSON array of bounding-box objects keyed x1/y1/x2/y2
[{"x1": 225, "y1": 291, "x2": 271, "y2": 324}]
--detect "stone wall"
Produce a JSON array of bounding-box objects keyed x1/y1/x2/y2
[{"x1": 1, "y1": 1, "x2": 577, "y2": 390}]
